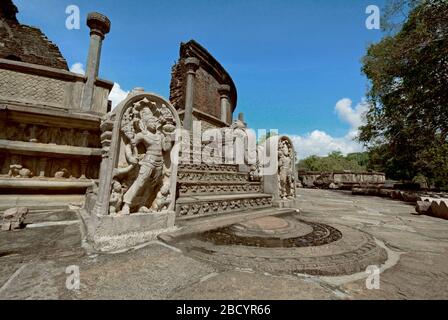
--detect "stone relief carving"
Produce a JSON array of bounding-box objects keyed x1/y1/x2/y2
[
  {"x1": 0, "y1": 120, "x2": 100, "y2": 148},
  {"x1": 0, "y1": 69, "x2": 65, "y2": 105},
  {"x1": 0, "y1": 154, "x2": 99, "y2": 179},
  {"x1": 8, "y1": 164, "x2": 33, "y2": 178},
  {"x1": 278, "y1": 138, "x2": 295, "y2": 200},
  {"x1": 177, "y1": 196, "x2": 272, "y2": 217},
  {"x1": 178, "y1": 163, "x2": 237, "y2": 172},
  {"x1": 105, "y1": 95, "x2": 180, "y2": 215},
  {"x1": 177, "y1": 171, "x2": 247, "y2": 183},
  {"x1": 178, "y1": 183, "x2": 261, "y2": 195}
]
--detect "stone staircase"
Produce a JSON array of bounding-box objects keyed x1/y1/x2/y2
[{"x1": 175, "y1": 162, "x2": 273, "y2": 220}]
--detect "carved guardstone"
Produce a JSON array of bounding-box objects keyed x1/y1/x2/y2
[
  {"x1": 260, "y1": 135, "x2": 298, "y2": 209},
  {"x1": 81, "y1": 91, "x2": 181, "y2": 251}
]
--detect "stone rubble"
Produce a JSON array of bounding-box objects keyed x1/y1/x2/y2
[{"x1": 1, "y1": 206, "x2": 28, "y2": 230}]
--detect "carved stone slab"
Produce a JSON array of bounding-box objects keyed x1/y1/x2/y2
[
  {"x1": 260, "y1": 135, "x2": 297, "y2": 208},
  {"x1": 82, "y1": 91, "x2": 181, "y2": 251}
]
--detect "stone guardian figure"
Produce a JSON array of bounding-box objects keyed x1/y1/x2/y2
[{"x1": 121, "y1": 108, "x2": 174, "y2": 215}]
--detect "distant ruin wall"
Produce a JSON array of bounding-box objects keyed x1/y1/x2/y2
[
  {"x1": 169, "y1": 40, "x2": 237, "y2": 127},
  {"x1": 298, "y1": 171, "x2": 386, "y2": 189},
  {"x1": 0, "y1": 0, "x2": 68, "y2": 70},
  {"x1": 194, "y1": 67, "x2": 222, "y2": 120}
]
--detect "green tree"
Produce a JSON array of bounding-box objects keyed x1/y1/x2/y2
[
  {"x1": 359, "y1": 0, "x2": 448, "y2": 188},
  {"x1": 297, "y1": 151, "x2": 369, "y2": 172}
]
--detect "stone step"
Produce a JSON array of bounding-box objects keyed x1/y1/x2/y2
[
  {"x1": 178, "y1": 153, "x2": 231, "y2": 166},
  {"x1": 178, "y1": 163, "x2": 238, "y2": 172},
  {"x1": 24, "y1": 208, "x2": 79, "y2": 225},
  {"x1": 178, "y1": 181, "x2": 262, "y2": 196},
  {"x1": 177, "y1": 170, "x2": 248, "y2": 184},
  {"x1": 0, "y1": 194, "x2": 83, "y2": 225},
  {"x1": 175, "y1": 193, "x2": 273, "y2": 219},
  {"x1": 0, "y1": 194, "x2": 84, "y2": 211},
  {"x1": 160, "y1": 207, "x2": 298, "y2": 241},
  {"x1": 0, "y1": 178, "x2": 94, "y2": 194}
]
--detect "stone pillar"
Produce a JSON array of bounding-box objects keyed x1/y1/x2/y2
[
  {"x1": 80, "y1": 158, "x2": 89, "y2": 179},
  {"x1": 218, "y1": 84, "x2": 231, "y2": 125},
  {"x1": 238, "y1": 112, "x2": 245, "y2": 123},
  {"x1": 81, "y1": 12, "x2": 111, "y2": 112},
  {"x1": 183, "y1": 57, "x2": 200, "y2": 130},
  {"x1": 29, "y1": 125, "x2": 38, "y2": 143},
  {"x1": 38, "y1": 158, "x2": 47, "y2": 177},
  {"x1": 81, "y1": 130, "x2": 90, "y2": 147}
]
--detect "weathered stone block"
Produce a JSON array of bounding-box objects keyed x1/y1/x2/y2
[
  {"x1": 415, "y1": 201, "x2": 432, "y2": 215},
  {"x1": 81, "y1": 209, "x2": 176, "y2": 252},
  {"x1": 2, "y1": 206, "x2": 28, "y2": 230}
]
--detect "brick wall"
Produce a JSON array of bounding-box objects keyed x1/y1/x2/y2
[{"x1": 0, "y1": 0, "x2": 68, "y2": 70}]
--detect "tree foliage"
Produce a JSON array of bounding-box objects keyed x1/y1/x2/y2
[
  {"x1": 359, "y1": 0, "x2": 448, "y2": 188},
  {"x1": 297, "y1": 152, "x2": 369, "y2": 172}
]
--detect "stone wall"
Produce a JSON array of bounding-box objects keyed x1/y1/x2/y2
[
  {"x1": 169, "y1": 40, "x2": 237, "y2": 127},
  {"x1": 193, "y1": 67, "x2": 222, "y2": 120},
  {"x1": 0, "y1": 59, "x2": 112, "y2": 113},
  {"x1": 0, "y1": 0, "x2": 68, "y2": 70},
  {"x1": 0, "y1": 21, "x2": 113, "y2": 195},
  {"x1": 298, "y1": 171, "x2": 386, "y2": 189}
]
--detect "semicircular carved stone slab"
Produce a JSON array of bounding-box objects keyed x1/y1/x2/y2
[
  {"x1": 259, "y1": 135, "x2": 297, "y2": 208},
  {"x1": 92, "y1": 92, "x2": 182, "y2": 217}
]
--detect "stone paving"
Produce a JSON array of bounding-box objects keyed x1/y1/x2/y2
[{"x1": 1, "y1": 189, "x2": 448, "y2": 299}]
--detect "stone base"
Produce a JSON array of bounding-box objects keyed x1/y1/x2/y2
[
  {"x1": 273, "y1": 198, "x2": 300, "y2": 209},
  {"x1": 80, "y1": 209, "x2": 176, "y2": 252}
]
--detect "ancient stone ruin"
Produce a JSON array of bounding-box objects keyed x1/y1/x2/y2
[
  {"x1": 0, "y1": 1, "x2": 404, "y2": 287},
  {"x1": 0, "y1": 1, "x2": 299, "y2": 250},
  {"x1": 81, "y1": 38, "x2": 299, "y2": 250},
  {"x1": 298, "y1": 170, "x2": 386, "y2": 189},
  {"x1": 0, "y1": 4, "x2": 112, "y2": 202}
]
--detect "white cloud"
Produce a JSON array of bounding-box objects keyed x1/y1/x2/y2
[
  {"x1": 287, "y1": 98, "x2": 369, "y2": 159},
  {"x1": 335, "y1": 98, "x2": 369, "y2": 129},
  {"x1": 289, "y1": 130, "x2": 364, "y2": 159},
  {"x1": 69, "y1": 62, "x2": 129, "y2": 109},
  {"x1": 109, "y1": 83, "x2": 129, "y2": 109},
  {"x1": 69, "y1": 62, "x2": 85, "y2": 75}
]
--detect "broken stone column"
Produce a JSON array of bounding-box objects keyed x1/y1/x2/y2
[
  {"x1": 183, "y1": 57, "x2": 200, "y2": 130},
  {"x1": 218, "y1": 84, "x2": 231, "y2": 125},
  {"x1": 2, "y1": 207, "x2": 28, "y2": 231},
  {"x1": 81, "y1": 12, "x2": 111, "y2": 112}
]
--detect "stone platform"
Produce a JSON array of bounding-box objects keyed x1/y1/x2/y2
[{"x1": 2, "y1": 189, "x2": 448, "y2": 299}]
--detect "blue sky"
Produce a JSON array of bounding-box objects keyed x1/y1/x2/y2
[{"x1": 15, "y1": 0, "x2": 386, "y2": 158}]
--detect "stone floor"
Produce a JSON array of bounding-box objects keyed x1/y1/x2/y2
[{"x1": 1, "y1": 189, "x2": 448, "y2": 300}]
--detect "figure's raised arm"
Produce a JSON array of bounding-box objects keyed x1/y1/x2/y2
[{"x1": 131, "y1": 132, "x2": 144, "y2": 146}]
